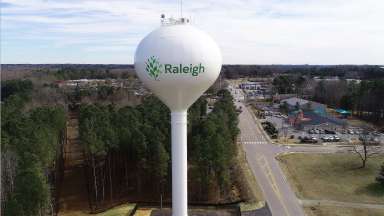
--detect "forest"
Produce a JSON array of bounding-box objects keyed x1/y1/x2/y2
[
  {"x1": 313, "y1": 79, "x2": 384, "y2": 123},
  {"x1": 3, "y1": 64, "x2": 383, "y2": 81},
  {"x1": 78, "y1": 89, "x2": 240, "y2": 210},
  {"x1": 1, "y1": 80, "x2": 66, "y2": 216},
  {"x1": 1, "y1": 77, "x2": 242, "y2": 215},
  {"x1": 333, "y1": 80, "x2": 384, "y2": 122},
  {"x1": 223, "y1": 64, "x2": 384, "y2": 80},
  {"x1": 271, "y1": 75, "x2": 384, "y2": 124}
]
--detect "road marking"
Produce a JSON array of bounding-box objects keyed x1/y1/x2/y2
[
  {"x1": 257, "y1": 155, "x2": 291, "y2": 216},
  {"x1": 242, "y1": 141, "x2": 268, "y2": 145}
]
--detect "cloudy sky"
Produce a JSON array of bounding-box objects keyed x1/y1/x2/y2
[{"x1": 1, "y1": 0, "x2": 384, "y2": 64}]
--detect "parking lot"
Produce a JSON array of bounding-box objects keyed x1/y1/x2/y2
[
  {"x1": 261, "y1": 110, "x2": 383, "y2": 144},
  {"x1": 229, "y1": 84, "x2": 384, "y2": 145}
]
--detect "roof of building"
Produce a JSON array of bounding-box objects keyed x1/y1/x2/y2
[
  {"x1": 335, "y1": 108, "x2": 351, "y2": 114},
  {"x1": 281, "y1": 97, "x2": 309, "y2": 106},
  {"x1": 241, "y1": 82, "x2": 261, "y2": 86}
]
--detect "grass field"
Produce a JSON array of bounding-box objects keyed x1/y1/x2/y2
[
  {"x1": 96, "y1": 204, "x2": 136, "y2": 216},
  {"x1": 133, "y1": 208, "x2": 152, "y2": 216},
  {"x1": 277, "y1": 153, "x2": 384, "y2": 204},
  {"x1": 304, "y1": 206, "x2": 384, "y2": 216},
  {"x1": 58, "y1": 204, "x2": 136, "y2": 216}
]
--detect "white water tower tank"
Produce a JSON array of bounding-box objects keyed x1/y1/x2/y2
[
  {"x1": 134, "y1": 20, "x2": 222, "y2": 111},
  {"x1": 134, "y1": 17, "x2": 222, "y2": 216}
]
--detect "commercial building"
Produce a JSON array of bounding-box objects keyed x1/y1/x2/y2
[{"x1": 280, "y1": 97, "x2": 326, "y2": 113}]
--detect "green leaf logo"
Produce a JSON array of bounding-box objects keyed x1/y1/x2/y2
[{"x1": 145, "y1": 56, "x2": 162, "y2": 80}]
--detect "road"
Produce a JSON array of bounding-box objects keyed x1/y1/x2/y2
[
  {"x1": 229, "y1": 86, "x2": 384, "y2": 215},
  {"x1": 237, "y1": 99, "x2": 305, "y2": 216},
  {"x1": 229, "y1": 86, "x2": 303, "y2": 215}
]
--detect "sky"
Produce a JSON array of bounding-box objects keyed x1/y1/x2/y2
[{"x1": 1, "y1": 0, "x2": 384, "y2": 64}]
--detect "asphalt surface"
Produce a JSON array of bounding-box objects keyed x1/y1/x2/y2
[
  {"x1": 237, "y1": 101, "x2": 305, "y2": 216},
  {"x1": 229, "y1": 86, "x2": 304, "y2": 216}
]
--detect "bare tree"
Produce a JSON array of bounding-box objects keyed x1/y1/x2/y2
[
  {"x1": 281, "y1": 124, "x2": 289, "y2": 143},
  {"x1": 352, "y1": 128, "x2": 381, "y2": 168}
]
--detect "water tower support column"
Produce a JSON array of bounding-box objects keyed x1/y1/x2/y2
[{"x1": 171, "y1": 111, "x2": 188, "y2": 216}]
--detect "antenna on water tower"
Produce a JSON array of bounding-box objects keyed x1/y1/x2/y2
[{"x1": 180, "y1": 0, "x2": 183, "y2": 17}]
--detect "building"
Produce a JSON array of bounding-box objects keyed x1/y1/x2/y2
[
  {"x1": 283, "y1": 97, "x2": 347, "y2": 129},
  {"x1": 239, "y1": 82, "x2": 262, "y2": 90},
  {"x1": 280, "y1": 97, "x2": 326, "y2": 113},
  {"x1": 313, "y1": 76, "x2": 340, "y2": 82},
  {"x1": 272, "y1": 93, "x2": 297, "y2": 102}
]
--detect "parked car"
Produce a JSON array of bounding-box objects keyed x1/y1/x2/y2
[
  {"x1": 325, "y1": 129, "x2": 336, "y2": 134},
  {"x1": 333, "y1": 136, "x2": 340, "y2": 142},
  {"x1": 322, "y1": 136, "x2": 340, "y2": 142},
  {"x1": 300, "y1": 136, "x2": 318, "y2": 143},
  {"x1": 321, "y1": 136, "x2": 331, "y2": 142}
]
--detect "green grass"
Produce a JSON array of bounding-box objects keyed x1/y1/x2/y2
[
  {"x1": 58, "y1": 204, "x2": 136, "y2": 216},
  {"x1": 239, "y1": 201, "x2": 265, "y2": 212},
  {"x1": 304, "y1": 206, "x2": 384, "y2": 216},
  {"x1": 95, "y1": 204, "x2": 136, "y2": 216},
  {"x1": 277, "y1": 153, "x2": 384, "y2": 204}
]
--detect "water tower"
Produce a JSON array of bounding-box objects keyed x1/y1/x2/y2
[{"x1": 134, "y1": 15, "x2": 222, "y2": 216}]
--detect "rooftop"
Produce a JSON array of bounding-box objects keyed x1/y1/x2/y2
[{"x1": 281, "y1": 97, "x2": 309, "y2": 106}]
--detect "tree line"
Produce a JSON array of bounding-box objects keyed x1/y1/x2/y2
[
  {"x1": 316, "y1": 79, "x2": 384, "y2": 123},
  {"x1": 1, "y1": 79, "x2": 33, "y2": 101},
  {"x1": 223, "y1": 65, "x2": 384, "y2": 79},
  {"x1": 78, "y1": 89, "x2": 240, "y2": 210},
  {"x1": 55, "y1": 67, "x2": 118, "y2": 80},
  {"x1": 1, "y1": 79, "x2": 242, "y2": 214},
  {"x1": 188, "y1": 90, "x2": 239, "y2": 200},
  {"x1": 272, "y1": 74, "x2": 384, "y2": 124},
  {"x1": 339, "y1": 80, "x2": 384, "y2": 123},
  {"x1": 1, "y1": 80, "x2": 66, "y2": 216},
  {"x1": 272, "y1": 75, "x2": 306, "y2": 95},
  {"x1": 54, "y1": 65, "x2": 135, "y2": 80}
]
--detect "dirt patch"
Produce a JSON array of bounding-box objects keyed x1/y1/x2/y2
[{"x1": 58, "y1": 111, "x2": 90, "y2": 216}]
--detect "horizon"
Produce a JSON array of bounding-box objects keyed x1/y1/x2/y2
[{"x1": 2, "y1": 0, "x2": 384, "y2": 65}]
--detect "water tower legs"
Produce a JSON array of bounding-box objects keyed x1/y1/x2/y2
[{"x1": 171, "y1": 111, "x2": 188, "y2": 216}]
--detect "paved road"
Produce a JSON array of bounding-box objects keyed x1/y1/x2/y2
[
  {"x1": 230, "y1": 86, "x2": 304, "y2": 215},
  {"x1": 236, "y1": 99, "x2": 305, "y2": 216},
  {"x1": 229, "y1": 86, "x2": 384, "y2": 215}
]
